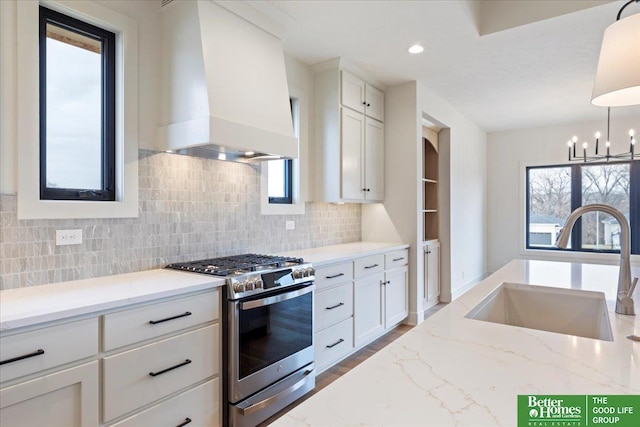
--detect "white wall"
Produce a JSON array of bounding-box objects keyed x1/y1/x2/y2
[{"x1": 487, "y1": 114, "x2": 639, "y2": 273}]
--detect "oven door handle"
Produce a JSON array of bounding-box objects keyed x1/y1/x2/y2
[
  {"x1": 240, "y1": 285, "x2": 314, "y2": 310},
  {"x1": 239, "y1": 368, "x2": 314, "y2": 416}
]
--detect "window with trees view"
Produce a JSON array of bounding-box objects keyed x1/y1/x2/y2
[{"x1": 526, "y1": 161, "x2": 639, "y2": 254}]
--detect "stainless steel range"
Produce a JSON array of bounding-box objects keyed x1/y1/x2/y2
[{"x1": 167, "y1": 254, "x2": 315, "y2": 427}]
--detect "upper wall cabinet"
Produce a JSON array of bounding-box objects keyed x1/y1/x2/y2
[
  {"x1": 314, "y1": 64, "x2": 385, "y2": 203},
  {"x1": 340, "y1": 71, "x2": 384, "y2": 122}
]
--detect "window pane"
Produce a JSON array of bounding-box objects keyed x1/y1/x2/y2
[
  {"x1": 581, "y1": 164, "x2": 630, "y2": 251},
  {"x1": 46, "y1": 23, "x2": 102, "y2": 190},
  {"x1": 268, "y1": 159, "x2": 286, "y2": 198},
  {"x1": 528, "y1": 167, "x2": 572, "y2": 248}
]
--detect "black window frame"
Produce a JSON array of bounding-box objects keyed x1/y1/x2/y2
[
  {"x1": 268, "y1": 97, "x2": 295, "y2": 205},
  {"x1": 39, "y1": 6, "x2": 116, "y2": 201},
  {"x1": 526, "y1": 160, "x2": 639, "y2": 255}
]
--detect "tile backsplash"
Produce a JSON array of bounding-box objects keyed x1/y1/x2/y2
[{"x1": 0, "y1": 150, "x2": 361, "y2": 289}]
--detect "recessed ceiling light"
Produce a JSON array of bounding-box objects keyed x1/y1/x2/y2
[
  {"x1": 244, "y1": 151, "x2": 255, "y2": 156},
  {"x1": 408, "y1": 44, "x2": 424, "y2": 54}
]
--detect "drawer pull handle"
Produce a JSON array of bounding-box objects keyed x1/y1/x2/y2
[
  {"x1": 176, "y1": 418, "x2": 192, "y2": 427},
  {"x1": 326, "y1": 339, "x2": 345, "y2": 349},
  {"x1": 149, "y1": 311, "x2": 192, "y2": 325},
  {"x1": 392, "y1": 257, "x2": 405, "y2": 261},
  {"x1": 364, "y1": 264, "x2": 379, "y2": 269},
  {"x1": 325, "y1": 273, "x2": 345, "y2": 279},
  {"x1": 0, "y1": 349, "x2": 45, "y2": 366},
  {"x1": 149, "y1": 359, "x2": 192, "y2": 377},
  {"x1": 326, "y1": 302, "x2": 345, "y2": 310}
]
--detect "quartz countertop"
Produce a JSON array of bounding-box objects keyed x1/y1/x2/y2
[
  {"x1": 0, "y1": 269, "x2": 224, "y2": 331},
  {"x1": 272, "y1": 259, "x2": 640, "y2": 426},
  {"x1": 278, "y1": 242, "x2": 409, "y2": 266}
]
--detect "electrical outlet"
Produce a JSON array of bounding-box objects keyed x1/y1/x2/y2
[
  {"x1": 285, "y1": 220, "x2": 295, "y2": 230},
  {"x1": 56, "y1": 229, "x2": 82, "y2": 246}
]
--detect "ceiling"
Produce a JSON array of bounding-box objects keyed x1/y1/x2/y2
[{"x1": 257, "y1": 0, "x2": 639, "y2": 132}]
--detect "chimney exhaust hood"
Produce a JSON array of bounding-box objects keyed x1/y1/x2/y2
[{"x1": 158, "y1": 0, "x2": 297, "y2": 162}]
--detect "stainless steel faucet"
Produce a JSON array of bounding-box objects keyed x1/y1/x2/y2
[{"x1": 556, "y1": 204, "x2": 638, "y2": 315}]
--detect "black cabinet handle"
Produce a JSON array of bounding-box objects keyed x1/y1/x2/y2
[
  {"x1": 0, "y1": 349, "x2": 45, "y2": 366},
  {"x1": 326, "y1": 302, "x2": 345, "y2": 310},
  {"x1": 366, "y1": 188, "x2": 371, "y2": 192},
  {"x1": 176, "y1": 418, "x2": 192, "y2": 427},
  {"x1": 366, "y1": 103, "x2": 371, "y2": 107},
  {"x1": 362, "y1": 101, "x2": 367, "y2": 105},
  {"x1": 364, "y1": 264, "x2": 379, "y2": 269},
  {"x1": 393, "y1": 257, "x2": 405, "y2": 261},
  {"x1": 326, "y1": 338, "x2": 344, "y2": 349},
  {"x1": 149, "y1": 359, "x2": 192, "y2": 377},
  {"x1": 325, "y1": 273, "x2": 345, "y2": 279},
  {"x1": 381, "y1": 280, "x2": 391, "y2": 286},
  {"x1": 426, "y1": 251, "x2": 432, "y2": 254},
  {"x1": 149, "y1": 311, "x2": 192, "y2": 325}
]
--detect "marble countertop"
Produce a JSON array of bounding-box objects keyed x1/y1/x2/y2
[
  {"x1": 272, "y1": 259, "x2": 640, "y2": 427},
  {"x1": 278, "y1": 242, "x2": 409, "y2": 266},
  {"x1": 0, "y1": 269, "x2": 224, "y2": 331}
]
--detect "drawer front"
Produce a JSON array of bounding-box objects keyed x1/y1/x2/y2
[
  {"x1": 315, "y1": 283, "x2": 353, "y2": 331},
  {"x1": 0, "y1": 318, "x2": 98, "y2": 384},
  {"x1": 315, "y1": 317, "x2": 353, "y2": 371},
  {"x1": 103, "y1": 325, "x2": 219, "y2": 422},
  {"x1": 103, "y1": 291, "x2": 219, "y2": 351},
  {"x1": 385, "y1": 249, "x2": 409, "y2": 269},
  {"x1": 354, "y1": 254, "x2": 384, "y2": 278},
  {"x1": 111, "y1": 378, "x2": 220, "y2": 427},
  {"x1": 314, "y1": 262, "x2": 353, "y2": 290}
]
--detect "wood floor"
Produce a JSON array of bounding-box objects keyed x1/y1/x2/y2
[{"x1": 261, "y1": 303, "x2": 446, "y2": 426}]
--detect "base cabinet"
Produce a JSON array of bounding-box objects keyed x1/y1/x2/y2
[
  {"x1": 0, "y1": 361, "x2": 99, "y2": 427},
  {"x1": 424, "y1": 241, "x2": 440, "y2": 304},
  {"x1": 354, "y1": 272, "x2": 385, "y2": 347},
  {"x1": 384, "y1": 266, "x2": 408, "y2": 328}
]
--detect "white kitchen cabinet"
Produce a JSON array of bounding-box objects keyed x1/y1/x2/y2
[
  {"x1": 0, "y1": 361, "x2": 99, "y2": 427},
  {"x1": 384, "y1": 266, "x2": 408, "y2": 328},
  {"x1": 341, "y1": 70, "x2": 384, "y2": 121},
  {"x1": 354, "y1": 272, "x2": 385, "y2": 347},
  {"x1": 314, "y1": 62, "x2": 385, "y2": 203},
  {"x1": 424, "y1": 241, "x2": 440, "y2": 305}
]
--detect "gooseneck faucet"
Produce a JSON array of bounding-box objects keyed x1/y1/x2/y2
[{"x1": 556, "y1": 204, "x2": 638, "y2": 315}]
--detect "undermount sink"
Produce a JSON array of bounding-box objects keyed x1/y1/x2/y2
[{"x1": 465, "y1": 282, "x2": 613, "y2": 341}]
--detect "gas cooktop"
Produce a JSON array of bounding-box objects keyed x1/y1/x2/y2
[{"x1": 166, "y1": 253, "x2": 305, "y2": 277}]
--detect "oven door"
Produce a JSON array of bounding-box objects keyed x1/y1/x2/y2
[{"x1": 229, "y1": 282, "x2": 314, "y2": 403}]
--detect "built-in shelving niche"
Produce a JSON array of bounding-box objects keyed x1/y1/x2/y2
[{"x1": 422, "y1": 137, "x2": 439, "y2": 241}]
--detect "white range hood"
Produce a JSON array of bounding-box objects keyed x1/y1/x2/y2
[{"x1": 158, "y1": 0, "x2": 297, "y2": 162}]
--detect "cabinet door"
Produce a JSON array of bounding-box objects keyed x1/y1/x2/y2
[
  {"x1": 341, "y1": 71, "x2": 365, "y2": 113},
  {"x1": 365, "y1": 85, "x2": 384, "y2": 122},
  {"x1": 354, "y1": 273, "x2": 384, "y2": 347},
  {"x1": 0, "y1": 361, "x2": 99, "y2": 427},
  {"x1": 364, "y1": 118, "x2": 384, "y2": 201},
  {"x1": 341, "y1": 108, "x2": 365, "y2": 200},
  {"x1": 425, "y1": 243, "x2": 440, "y2": 303},
  {"x1": 385, "y1": 267, "x2": 408, "y2": 328}
]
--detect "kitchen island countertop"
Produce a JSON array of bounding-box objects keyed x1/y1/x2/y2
[{"x1": 271, "y1": 259, "x2": 640, "y2": 426}]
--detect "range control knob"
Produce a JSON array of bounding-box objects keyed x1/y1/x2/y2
[
  {"x1": 245, "y1": 279, "x2": 255, "y2": 291},
  {"x1": 254, "y1": 279, "x2": 264, "y2": 289},
  {"x1": 307, "y1": 267, "x2": 315, "y2": 277},
  {"x1": 293, "y1": 269, "x2": 303, "y2": 279},
  {"x1": 233, "y1": 282, "x2": 246, "y2": 293}
]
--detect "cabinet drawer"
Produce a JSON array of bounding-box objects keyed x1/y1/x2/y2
[
  {"x1": 315, "y1": 282, "x2": 353, "y2": 331},
  {"x1": 314, "y1": 262, "x2": 353, "y2": 290},
  {"x1": 385, "y1": 249, "x2": 409, "y2": 269},
  {"x1": 0, "y1": 318, "x2": 98, "y2": 384},
  {"x1": 111, "y1": 378, "x2": 220, "y2": 427},
  {"x1": 103, "y1": 325, "x2": 219, "y2": 422},
  {"x1": 315, "y1": 317, "x2": 353, "y2": 371},
  {"x1": 354, "y1": 254, "x2": 384, "y2": 278},
  {"x1": 103, "y1": 291, "x2": 219, "y2": 351}
]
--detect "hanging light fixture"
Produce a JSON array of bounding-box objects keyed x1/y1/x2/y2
[
  {"x1": 591, "y1": 0, "x2": 640, "y2": 106},
  {"x1": 566, "y1": 0, "x2": 639, "y2": 163}
]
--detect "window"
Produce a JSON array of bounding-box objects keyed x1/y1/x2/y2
[
  {"x1": 526, "y1": 161, "x2": 639, "y2": 254},
  {"x1": 39, "y1": 6, "x2": 116, "y2": 201},
  {"x1": 267, "y1": 97, "x2": 296, "y2": 205}
]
